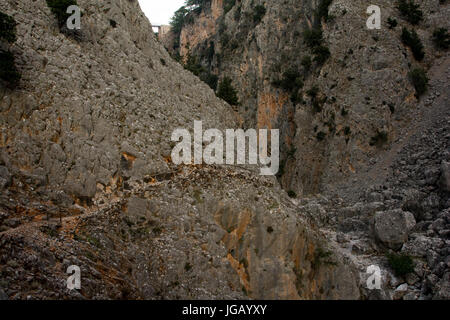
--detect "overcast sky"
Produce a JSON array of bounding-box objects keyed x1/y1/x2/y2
[{"x1": 138, "y1": 0, "x2": 185, "y2": 26}]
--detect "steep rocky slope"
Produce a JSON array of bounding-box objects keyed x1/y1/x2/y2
[
  {"x1": 161, "y1": 0, "x2": 450, "y2": 299},
  {"x1": 0, "y1": 0, "x2": 363, "y2": 299}
]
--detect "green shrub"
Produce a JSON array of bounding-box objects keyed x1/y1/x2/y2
[
  {"x1": 223, "y1": 0, "x2": 236, "y2": 14},
  {"x1": 306, "y1": 85, "x2": 319, "y2": 98},
  {"x1": 432, "y1": 28, "x2": 450, "y2": 49},
  {"x1": 184, "y1": 55, "x2": 218, "y2": 90},
  {"x1": 200, "y1": 73, "x2": 218, "y2": 91},
  {"x1": 0, "y1": 50, "x2": 21, "y2": 87},
  {"x1": 301, "y1": 56, "x2": 312, "y2": 71},
  {"x1": 0, "y1": 11, "x2": 17, "y2": 43},
  {"x1": 316, "y1": 131, "x2": 326, "y2": 141},
  {"x1": 313, "y1": 45, "x2": 330, "y2": 65},
  {"x1": 217, "y1": 76, "x2": 239, "y2": 106},
  {"x1": 397, "y1": 0, "x2": 423, "y2": 25},
  {"x1": 287, "y1": 190, "x2": 297, "y2": 198},
  {"x1": 46, "y1": 0, "x2": 78, "y2": 28},
  {"x1": 387, "y1": 17, "x2": 398, "y2": 29},
  {"x1": 370, "y1": 130, "x2": 388, "y2": 147},
  {"x1": 344, "y1": 126, "x2": 351, "y2": 136},
  {"x1": 279, "y1": 68, "x2": 303, "y2": 92},
  {"x1": 312, "y1": 99, "x2": 323, "y2": 113},
  {"x1": 253, "y1": 5, "x2": 266, "y2": 24},
  {"x1": 387, "y1": 253, "x2": 414, "y2": 276},
  {"x1": 315, "y1": 0, "x2": 333, "y2": 22},
  {"x1": 401, "y1": 27, "x2": 425, "y2": 61},
  {"x1": 303, "y1": 28, "x2": 323, "y2": 48},
  {"x1": 184, "y1": 55, "x2": 205, "y2": 76},
  {"x1": 409, "y1": 68, "x2": 428, "y2": 97},
  {"x1": 170, "y1": 2, "x2": 209, "y2": 49},
  {"x1": 184, "y1": 262, "x2": 192, "y2": 272}
]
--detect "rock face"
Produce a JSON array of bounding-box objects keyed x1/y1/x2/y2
[
  {"x1": 0, "y1": 0, "x2": 361, "y2": 300},
  {"x1": 169, "y1": 0, "x2": 449, "y2": 197},
  {"x1": 0, "y1": 0, "x2": 449, "y2": 300}
]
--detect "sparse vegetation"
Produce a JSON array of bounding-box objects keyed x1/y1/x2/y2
[
  {"x1": 217, "y1": 76, "x2": 239, "y2": 106},
  {"x1": 0, "y1": 12, "x2": 20, "y2": 88},
  {"x1": 344, "y1": 126, "x2": 351, "y2": 136},
  {"x1": 432, "y1": 28, "x2": 450, "y2": 50},
  {"x1": 303, "y1": 28, "x2": 323, "y2": 48},
  {"x1": 313, "y1": 45, "x2": 331, "y2": 65},
  {"x1": 253, "y1": 5, "x2": 266, "y2": 24},
  {"x1": 401, "y1": 27, "x2": 425, "y2": 61},
  {"x1": 301, "y1": 56, "x2": 312, "y2": 71},
  {"x1": 396, "y1": 0, "x2": 423, "y2": 25},
  {"x1": 287, "y1": 190, "x2": 297, "y2": 198},
  {"x1": 0, "y1": 11, "x2": 17, "y2": 43},
  {"x1": 183, "y1": 55, "x2": 218, "y2": 90},
  {"x1": 273, "y1": 67, "x2": 303, "y2": 102},
  {"x1": 409, "y1": 68, "x2": 428, "y2": 97},
  {"x1": 306, "y1": 85, "x2": 319, "y2": 98},
  {"x1": 170, "y1": 1, "x2": 212, "y2": 49},
  {"x1": 370, "y1": 130, "x2": 388, "y2": 147},
  {"x1": 46, "y1": 0, "x2": 78, "y2": 28},
  {"x1": 316, "y1": 131, "x2": 326, "y2": 141},
  {"x1": 387, "y1": 253, "x2": 415, "y2": 276},
  {"x1": 313, "y1": 247, "x2": 336, "y2": 270},
  {"x1": 315, "y1": 0, "x2": 333, "y2": 23},
  {"x1": 223, "y1": 0, "x2": 236, "y2": 14},
  {"x1": 387, "y1": 17, "x2": 398, "y2": 29},
  {"x1": 184, "y1": 262, "x2": 193, "y2": 272}
]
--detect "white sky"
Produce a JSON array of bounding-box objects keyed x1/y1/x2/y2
[{"x1": 138, "y1": 0, "x2": 186, "y2": 26}]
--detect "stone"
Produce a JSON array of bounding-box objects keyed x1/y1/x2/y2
[
  {"x1": 0, "y1": 166, "x2": 11, "y2": 190},
  {"x1": 374, "y1": 210, "x2": 416, "y2": 250},
  {"x1": 440, "y1": 161, "x2": 450, "y2": 192},
  {"x1": 0, "y1": 288, "x2": 8, "y2": 300},
  {"x1": 393, "y1": 283, "x2": 408, "y2": 300},
  {"x1": 126, "y1": 197, "x2": 148, "y2": 218}
]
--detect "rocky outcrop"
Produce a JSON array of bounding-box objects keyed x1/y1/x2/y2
[{"x1": 374, "y1": 209, "x2": 416, "y2": 250}]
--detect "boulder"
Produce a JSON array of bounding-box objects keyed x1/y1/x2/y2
[
  {"x1": 440, "y1": 161, "x2": 450, "y2": 192},
  {"x1": 393, "y1": 283, "x2": 408, "y2": 300},
  {"x1": 374, "y1": 209, "x2": 416, "y2": 250},
  {"x1": 0, "y1": 166, "x2": 12, "y2": 190}
]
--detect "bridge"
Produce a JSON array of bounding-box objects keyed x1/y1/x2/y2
[
  {"x1": 152, "y1": 25, "x2": 162, "y2": 33},
  {"x1": 152, "y1": 25, "x2": 171, "y2": 40}
]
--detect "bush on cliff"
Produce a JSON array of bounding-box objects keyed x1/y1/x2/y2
[
  {"x1": 397, "y1": 0, "x2": 423, "y2": 25},
  {"x1": 0, "y1": 50, "x2": 21, "y2": 87},
  {"x1": 432, "y1": 28, "x2": 450, "y2": 50},
  {"x1": 217, "y1": 77, "x2": 239, "y2": 106},
  {"x1": 401, "y1": 27, "x2": 425, "y2": 61},
  {"x1": 0, "y1": 11, "x2": 17, "y2": 43},
  {"x1": 46, "y1": 0, "x2": 78, "y2": 28},
  {"x1": 409, "y1": 68, "x2": 428, "y2": 97},
  {"x1": 0, "y1": 12, "x2": 20, "y2": 88}
]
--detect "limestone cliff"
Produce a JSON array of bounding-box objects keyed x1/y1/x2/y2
[{"x1": 170, "y1": 0, "x2": 449, "y2": 197}]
